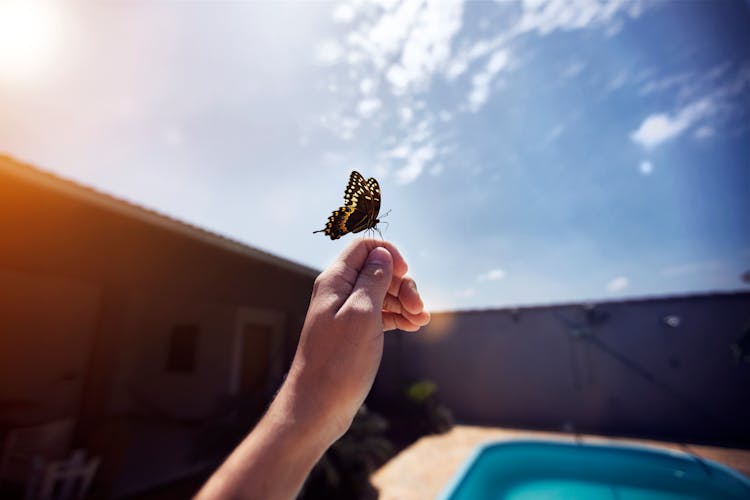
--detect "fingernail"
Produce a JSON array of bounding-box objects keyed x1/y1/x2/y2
[{"x1": 368, "y1": 247, "x2": 391, "y2": 266}]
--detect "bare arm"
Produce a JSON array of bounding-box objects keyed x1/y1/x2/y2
[{"x1": 197, "y1": 240, "x2": 430, "y2": 499}]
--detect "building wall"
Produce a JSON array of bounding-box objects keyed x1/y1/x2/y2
[
  {"x1": 0, "y1": 267, "x2": 100, "y2": 425},
  {"x1": 373, "y1": 293, "x2": 750, "y2": 445},
  {"x1": 0, "y1": 161, "x2": 317, "y2": 497},
  {"x1": 110, "y1": 297, "x2": 238, "y2": 419}
]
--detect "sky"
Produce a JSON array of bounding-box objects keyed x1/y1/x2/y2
[{"x1": 0, "y1": 0, "x2": 748, "y2": 310}]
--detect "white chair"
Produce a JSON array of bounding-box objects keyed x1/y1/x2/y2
[
  {"x1": 25, "y1": 450, "x2": 100, "y2": 500},
  {"x1": 0, "y1": 420, "x2": 74, "y2": 486}
]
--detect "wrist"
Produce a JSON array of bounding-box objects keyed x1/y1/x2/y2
[
  {"x1": 198, "y1": 387, "x2": 333, "y2": 500},
  {"x1": 273, "y1": 370, "x2": 351, "y2": 448}
]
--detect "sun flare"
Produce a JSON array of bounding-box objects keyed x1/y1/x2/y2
[{"x1": 0, "y1": 1, "x2": 65, "y2": 83}]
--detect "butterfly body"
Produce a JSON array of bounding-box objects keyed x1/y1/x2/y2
[{"x1": 314, "y1": 171, "x2": 382, "y2": 240}]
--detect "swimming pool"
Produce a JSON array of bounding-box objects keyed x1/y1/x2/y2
[{"x1": 438, "y1": 440, "x2": 750, "y2": 500}]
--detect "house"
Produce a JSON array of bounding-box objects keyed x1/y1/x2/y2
[
  {"x1": 373, "y1": 292, "x2": 750, "y2": 446},
  {"x1": 0, "y1": 154, "x2": 318, "y2": 497}
]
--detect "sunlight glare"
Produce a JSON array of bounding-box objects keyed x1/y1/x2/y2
[{"x1": 0, "y1": 1, "x2": 65, "y2": 83}]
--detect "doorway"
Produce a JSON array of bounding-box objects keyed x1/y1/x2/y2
[{"x1": 229, "y1": 308, "x2": 285, "y2": 398}]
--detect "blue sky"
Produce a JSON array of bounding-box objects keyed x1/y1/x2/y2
[{"x1": 1, "y1": 1, "x2": 748, "y2": 310}]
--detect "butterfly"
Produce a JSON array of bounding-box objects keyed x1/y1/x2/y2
[{"x1": 314, "y1": 171, "x2": 382, "y2": 240}]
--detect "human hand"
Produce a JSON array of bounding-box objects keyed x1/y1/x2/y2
[
  {"x1": 281, "y1": 239, "x2": 430, "y2": 446},
  {"x1": 197, "y1": 239, "x2": 429, "y2": 500}
]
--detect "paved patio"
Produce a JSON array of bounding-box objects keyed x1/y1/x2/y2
[{"x1": 370, "y1": 425, "x2": 750, "y2": 500}]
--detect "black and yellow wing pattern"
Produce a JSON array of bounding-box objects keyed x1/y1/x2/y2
[{"x1": 314, "y1": 171, "x2": 381, "y2": 240}]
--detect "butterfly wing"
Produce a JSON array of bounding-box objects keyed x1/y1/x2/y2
[
  {"x1": 346, "y1": 176, "x2": 380, "y2": 233},
  {"x1": 314, "y1": 171, "x2": 382, "y2": 240},
  {"x1": 317, "y1": 205, "x2": 357, "y2": 240},
  {"x1": 344, "y1": 171, "x2": 368, "y2": 205}
]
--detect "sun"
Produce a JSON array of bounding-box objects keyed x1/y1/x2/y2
[{"x1": 0, "y1": 1, "x2": 65, "y2": 83}]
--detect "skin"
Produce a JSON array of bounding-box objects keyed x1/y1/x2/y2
[{"x1": 197, "y1": 239, "x2": 430, "y2": 500}]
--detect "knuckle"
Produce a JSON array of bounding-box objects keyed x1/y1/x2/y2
[{"x1": 312, "y1": 273, "x2": 327, "y2": 294}]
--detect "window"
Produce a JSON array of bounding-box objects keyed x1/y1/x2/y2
[{"x1": 166, "y1": 324, "x2": 199, "y2": 373}]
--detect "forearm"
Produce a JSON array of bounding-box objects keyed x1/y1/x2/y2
[
  {"x1": 197, "y1": 385, "x2": 334, "y2": 500},
  {"x1": 197, "y1": 241, "x2": 428, "y2": 499}
]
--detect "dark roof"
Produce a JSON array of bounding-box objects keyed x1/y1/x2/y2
[{"x1": 0, "y1": 154, "x2": 319, "y2": 278}]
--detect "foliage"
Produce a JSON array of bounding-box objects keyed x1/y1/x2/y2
[
  {"x1": 731, "y1": 323, "x2": 750, "y2": 364},
  {"x1": 406, "y1": 379, "x2": 437, "y2": 404},
  {"x1": 401, "y1": 379, "x2": 454, "y2": 437},
  {"x1": 300, "y1": 406, "x2": 393, "y2": 500}
]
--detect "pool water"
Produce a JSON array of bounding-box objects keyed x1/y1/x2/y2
[{"x1": 438, "y1": 441, "x2": 750, "y2": 500}]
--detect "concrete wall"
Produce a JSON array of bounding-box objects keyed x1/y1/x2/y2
[{"x1": 373, "y1": 293, "x2": 750, "y2": 446}]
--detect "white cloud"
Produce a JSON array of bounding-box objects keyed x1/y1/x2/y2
[
  {"x1": 348, "y1": 0, "x2": 463, "y2": 94},
  {"x1": 639, "y1": 160, "x2": 653, "y2": 175},
  {"x1": 332, "y1": 3, "x2": 355, "y2": 24},
  {"x1": 399, "y1": 106, "x2": 414, "y2": 125},
  {"x1": 316, "y1": 0, "x2": 656, "y2": 184},
  {"x1": 631, "y1": 62, "x2": 748, "y2": 148},
  {"x1": 608, "y1": 70, "x2": 629, "y2": 91},
  {"x1": 486, "y1": 49, "x2": 510, "y2": 73},
  {"x1": 562, "y1": 61, "x2": 585, "y2": 79},
  {"x1": 394, "y1": 144, "x2": 435, "y2": 184},
  {"x1": 606, "y1": 276, "x2": 629, "y2": 293},
  {"x1": 446, "y1": 58, "x2": 468, "y2": 80},
  {"x1": 445, "y1": 38, "x2": 501, "y2": 81},
  {"x1": 383, "y1": 117, "x2": 439, "y2": 184},
  {"x1": 478, "y1": 268, "x2": 506, "y2": 282},
  {"x1": 359, "y1": 77, "x2": 376, "y2": 95},
  {"x1": 468, "y1": 49, "x2": 509, "y2": 112},
  {"x1": 357, "y1": 98, "x2": 382, "y2": 118},
  {"x1": 320, "y1": 113, "x2": 360, "y2": 140},
  {"x1": 355, "y1": 0, "x2": 424, "y2": 70},
  {"x1": 373, "y1": 163, "x2": 390, "y2": 180},
  {"x1": 694, "y1": 125, "x2": 715, "y2": 140},
  {"x1": 314, "y1": 39, "x2": 343, "y2": 66},
  {"x1": 386, "y1": 65, "x2": 410, "y2": 94},
  {"x1": 630, "y1": 114, "x2": 687, "y2": 148},
  {"x1": 630, "y1": 98, "x2": 713, "y2": 149},
  {"x1": 337, "y1": 118, "x2": 360, "y2": 140},
  {"x1": 386, "y1": 1, "x2": 464, "y2": 93},
  {"x1": 638, "y1": 72, "x2": 692, "y2": 97},
  {"x1": 517, "y1": 0, "x2": 642, "y2": 36},
  {"x1": 388, "y1": 144, "x2": 411, "y2": 159}
]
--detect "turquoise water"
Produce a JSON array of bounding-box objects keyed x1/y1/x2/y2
[{"x1": 439, "y1": 441, "x2": 750, "y2": 500}]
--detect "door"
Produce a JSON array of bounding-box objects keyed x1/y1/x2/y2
[
  {"x1": 229, "y1": 308, "x2": 285, "y2": 397},
  {"x1": 238, "y1": 323, "x2": 274, "y2": 396}
]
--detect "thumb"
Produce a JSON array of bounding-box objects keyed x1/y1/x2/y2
[{"x1": 348, "y1": 246, "x2": 393, "y2": 311}]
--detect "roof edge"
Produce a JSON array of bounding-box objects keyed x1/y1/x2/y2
[{"x1": 0, "y1": 154, "x2": 320, "y2": 279}]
